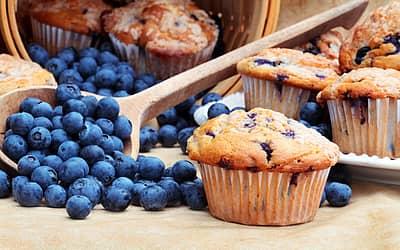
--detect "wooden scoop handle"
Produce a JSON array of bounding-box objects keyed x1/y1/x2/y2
[{"x1": 116, "y1": 0, "x2": 367, "y2": 158}]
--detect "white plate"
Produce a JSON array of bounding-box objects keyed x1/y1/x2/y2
[{"x1": 339, "y1": 153, "x2": 400, "y2": 185}]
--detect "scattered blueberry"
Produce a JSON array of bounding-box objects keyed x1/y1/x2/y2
[
  {"x1": 66, "y1": 195, "x2": 92, "y2": 219},
  {"x1": 325, "y1": 182, "x2": 352, "y2": 207},
  {"x1": 2, "y1": 134, "x2": 28, "y2": 162},
  {"x1": 207, "y1": 103, "x2": 230, "y2": 119},
  {"x1": 45, "y1": 184, "x2": 67, "y2": 208},
  {"x1": 157, "y1": 108, "x2": 178, "y2": 126},
  {"x1": 180, "y1": 180, "x2": 207, "y2": 210},
  {"x1": 15, "y1": 181, "x2": 43, "y2": 207},
  {"x1": 139, "y1": 185, "x2": 168, "y2": 211},
  {"x1": 28, "y1": 43, "x2": 49, "y2": 67},
  {"x1": 158, "y1": 178, "x2": 181, "y2": 207},
  {"x1": 171, "y1": 160, "x2": 197, "y2": 183},
  {"x1": 139, "y1": 156, "x2": 165, "y2": 181},
  {"x1": 102, "y1": 186, "x2": 132, "y2": 212},
  {"x1": 158, "y1": 125, "x2": 178, "y2": 147},
  {"x1": 68, "y1": 177, "x2": 102, "y2": 208}
]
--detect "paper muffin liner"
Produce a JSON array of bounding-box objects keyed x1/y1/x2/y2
[
  {"x1": 31, "y1": 17, "x2": 93, "y2": 56},
  {"x1": 242, "y1": 75, "x2": 311, "y2": 119},
  {"x1": 110, "y1": 33, "x2": 216, "y2": 80},
  {"x1": 327, "y1": 98, "x2": 400, "y2": 158},
  {"x1": 199, "y1": 163, "x2": 330, "y2": 226}
]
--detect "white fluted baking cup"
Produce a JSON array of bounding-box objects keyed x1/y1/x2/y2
[
  {"x1": 242, "y1": 75, "x2": 311, "y2": 119},
  {"x1": 327, "y1": 98, "x2": 400, "y2": 158},
  {"x1": 199, "y1": 163, "x2": 330, "y2": 226},
  {"x1": 31, "y1": 18, "x2": 93, "y2": 56}
]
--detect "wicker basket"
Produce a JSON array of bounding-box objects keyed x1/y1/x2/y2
[{"x1": 0, "y1": 0, "x2": 280, "y2": 96}]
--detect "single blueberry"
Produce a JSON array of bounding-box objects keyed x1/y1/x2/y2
[
  {"x1": 0, "y1": 170, "x2": 10, "y2": 198},
  {"x1": 57, "y1": 47, "x2": 78, "y2": 66},
  {"x1": 68, "y1": 177, "x2": 102, "y2": 208},
  {"x1": 139, "y1": 127, "x2": 156, "y2": 152},
  {"x1": 207, "y1": 103, "x2": 230, "y2": 119},
  {"x1": 132, "y1": 79, "x2": 149, "y2": 93},
  {"x1": 51, "y1": 129, "x2": 70, "y2": 152},
  {"x1": 96, "y1": 118, "x2": 114, "y2": 135},
  {"x1": 12, "y1": 176, "x2": 29, "y2": 201},
  {"x1": 299, "y1": 102, "x2": 323, "y2": 125},
  {"x1": 98, "y1": 51, "x2": 119, "y2": 65},
  {"x1": 31, "y1": 166, "x2": 58, "y2": 190},
  {"x1": 15, "y1": 181, "x2": 43, "y2": 207},
  {"x1": 45, "y1": 57, "x2": 68, "y2": 79},
  {"x1": 325, "y1": 182, "x2": 352, "y2": 207},
  {"x1": 78, "y1": 57, "x2": 97, "y2": 78},
  {"x1": 41, "y1": 155, "x2": 63, "y2": 175},
  {"x1": 158, "y1": 125, "x2": 178, "y2": 147},
  {"x1": 90, "y1": 161, "x2": 116, "y2": 185},
  {"x1": 62, "y1": 112, "x2": 84, "y2": 135},
  {"x1": 102, "y1": 186, "x2": 132, "y2": 212},
  {"x1": 79, "y1": 122, "x2": 103, "y2": 146},
  {"x1": 115, "y1": 73, "x2": 134, "y2": 91},
  {"x1": 80, "y1": 82, "x2": 97, "y2": 93},
  {"x1": 177, "y1": 127, "x2": 196, "y2": 154},
  {"x1": 79, "y1": 47, "x2": 100, "y2": 61},
  {"x1": 62, "y1": 99, "x2": 88, "y2": 116},
  {"x1": 116, "y1": 62, "x2": 135, "y2": 76},
  {"x1": 96, "y1": 97, "x2": 120, "y2": 121},
  {"x1": 59, "y1": 157, "x2": 88, "y2": 185},
  {"x1": 27, "y1": 126, "x2": 52, "y2": 150},
  {"x1": 138, "y1": 73, "x2": 156, "y2": 86},
  {"x1": 2, "y1": 134, "x2": 28, "y2": 162},
  {"x1": 31, "y1": 102, "x2": 54, "y2": 119},
  {"x1": 45, "y1": 184, "x2": 67, "y2": 208},
  {"x1": 19, "y1": 97, "x2": 42, "y2": 113},
  {"x1": 57, "y1": 140, "x2": 80, "y2": 161},
  {"x1": 95, "y1": 69, "x2": 117, "y2": 89},
  {"x1": 27, "y1": 43, "x2": 48, "y2": 67},
  {"x1": 112, "y1": 177, "x2": 135, "y2": 195},
  {"x1": 10, "y1": 112, "x2": 34, "y2": 136},
  {"x1": 114, "y1": 154, "x2": 137, "y2": 179},
  {"x1": 157, "y1": 107, "x2": 178, "y2": 126},
  {"x1": 171, "y1": 160, "x2": 197, "y2": 183},
  {"x1": 80, "y1": 145, "x2": 105, "y2": 165},
  {"x1": 34, "y1": 117, "x2": 53, "y2": 130},
  {"x1": 158, "y1": 178, "x2": 181, "y2": 207},
  {"x1": 59, "y1": 69, "x2": 83, "y2": 86},
  {"x1": 175, "y1": 117, "x2": 190, "y2": 131},
  {"x1": 131, "y1": 182, "x2": 147, "y2": 206},
  {"x1": 201, "y1": 92, "x2": 222, "y2": 105},
  {"x1": 139, "y1": 185, "x2": 168, "y2": 211},
  {"x1": 139, "y1": 156, "x2": 165, "y2": 181},
  {"x1": 180, "y1": 180, "x2": 207, "y2": 210},
  {"x1": 56, "y1": 84, "x2": 81, "y2": 105},
  {"x1": 111, "y1": 136, "x2": 124, "y2": 152},
  {"x1": 114, "y1": 116, "x2": 132, "y2": 140},
  {"x1": 80, "y1": 96, "x2": 98, "y2": 117},
  {"x1": 141, "y1": 126, "x2": 158, "y2": 145},
  {"x1": 97, "y1": 134, "x2": 114, "y2": 155},
  {"x1": 66, "y1": 195, "x2": 92, "y2": 219},
  {"x1": 175, "y1": 96, "x2": 196, "y2": 114}
]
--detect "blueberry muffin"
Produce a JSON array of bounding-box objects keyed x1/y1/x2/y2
[
  {"x1": 237, "y1": 48, "x2": 339, "y2": 119},
  {"x1": 30, "y1": 0, "x2": 112, "y2": 55},
  {"x1": 0, "y1": 54, "x2": 56, "y2": 95},
  {"x1": 294, "y1": 29, "x2": 344, "y2": 72},
  {"x1": 187, "y1": 107, "x2": 339, "y2": 225},
  {"x1": 339, "y1": 1, "x2": 400, "y2": 72},
  {"x1": 317, "y1": 67, "x2": 400, "y2": 159},
  {"x1": 103, "y1": 0, "x2": 219, "y2": 79}
]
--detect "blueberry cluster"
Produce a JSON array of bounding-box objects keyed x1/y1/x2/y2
[
  {"x1": 27, "y1": 43, "x2": 159, "y2": 97},
  {"x1": 320, "y1": 165, "x2": 352, "y2": 207},
  {"x1": 298, "y1": 101, "x2": 332, "y2": 140},
  {"x1": 3, "y1": 84, "x2": 207, "y2": 218}
]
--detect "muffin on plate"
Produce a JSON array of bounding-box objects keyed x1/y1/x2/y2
[
  {"x1": 29, "y1": 0, "x2": 112, "y2": 55},
  {"x1": 237, "y1": 48, "x2": 339, "y2": 119},
  {"x1": 0, "y1": 54, "x2": 56, "y2": 95},
  {"x1": 103, "y1": 0, "x2": 219, "y2": 79},
  {"x1": 294, "y1": 29, "x2": 345, "y2": 72},
  {"x1": 317, "y1": 67, "x2": 400, "y2": 159},
  {"x1": 187, "y1": 107, "x2": 340, "y2": 226},
  {"x1": 339, "y1": 1, "x2": 400, "y2": 72}
]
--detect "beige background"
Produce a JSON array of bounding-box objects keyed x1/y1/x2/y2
[{"x1": 1, "y1": 0, "x2": 399, "y2": 249}]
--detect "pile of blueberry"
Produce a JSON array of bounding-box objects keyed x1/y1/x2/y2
[
  {"x1": 2, "y1": 84, "x2": 207, "y2": 219},
  {"x1": 27, "y1": 43, "x2": 159, "y2": 98}
]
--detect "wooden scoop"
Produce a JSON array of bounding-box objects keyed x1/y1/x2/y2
[{"x1": 0, "y1": 0, "x2": 368, "y2": 175}]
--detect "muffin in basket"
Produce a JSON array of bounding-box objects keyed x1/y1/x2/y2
[
  {"x1": 187, "y1": 108, "x2": 340, "y2": 226},
  {"x1": 103, "y1": 0, "x2": 219, "y2": 80},
  {"x1": 317, "y1": 67, "x2": 400, "y2": 159},
  {"x1": 339, "y1": 0, "x2": 400, "y2": 72},
  {"x1": 0, "y1": 54, "x2": 56, "y2": 95},
  {"x1": 29, "y1": 0, "x2": 112, "y2": 55},
  {"x1": 237, "y1": 48, "x2": 339, "y2": 119},
  {"x1": 294, "y1": 29, "x2": 345, "y2": 72}
]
